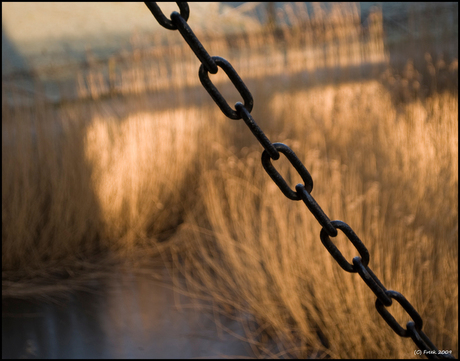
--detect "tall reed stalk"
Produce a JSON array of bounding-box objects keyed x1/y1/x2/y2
[{"x1": 167, "y1": 83, "x2": 458, "y2": 358}]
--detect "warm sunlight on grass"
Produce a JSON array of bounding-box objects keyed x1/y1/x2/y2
[
  {"x1": 2, "y1": 103, "x2": 101, "y2": 275},
  {"x1": 84, "y1": 108, "x2": 206, "y2": 254},
  {"x1": 169, "y1": 84, "x2": 458, "y2": 358},
  {"x1": 2, "y1": 2, "x2": 457, "y2": 358}
]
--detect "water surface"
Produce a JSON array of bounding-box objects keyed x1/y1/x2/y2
[{"x1": 2, "y1": 268, "x2": 254, "y2": 359}]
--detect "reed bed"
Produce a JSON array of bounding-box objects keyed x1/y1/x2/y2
[
  {"x1": 2, "y1": 93, "x2": 224, "y2": 277},
  {"x1": 164, "y1": 82, "x2": 458, "y2": 358},
  {"x1": 83, "y1": 105, "x2": 212, "y2": 254},
  {"x1": 2, "y1": 100, "x2": 101, "y2": 275},
  {"x1": 13, "y1": 3, "x2": 385, "y2": 103},
  {"x1": 2, "y1": 2, "x2": 458, "y2": 358}
]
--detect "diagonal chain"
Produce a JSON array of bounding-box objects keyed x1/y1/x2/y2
[{"x1": 144, "y1": 3, "x2": 455, "y2": 359}]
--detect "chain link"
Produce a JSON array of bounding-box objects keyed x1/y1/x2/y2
[
  {"x1": 375, "y1": 290, "x2": 424, "y2": 337},
  {"x1": 144, "y1": 3, "x2": 455, "y2": 359},
  {"x1": 199, "y1": 56, "x2": 253, "y2": 119},
  {"x1": 320, "y1": 220, "x2": 370, "y2": 272},
  {"x1": 171, "y1": 11, "x2": 218, "y2": 74},
  {"x1": 235, "y1": 102, "x2": 280, "y2": 160},
  {"x1": 145, "y1": 2, "x2": 189, "y2": 30},
  {"x1": 296, "y1": 184, "x2": 337, "y2": 237},
  {"x1": 261, "y1": 143, "x2": 313, "y2": 200},
  {"x1": 353, "y1": 257, "x2": 393, "y2": 306}
]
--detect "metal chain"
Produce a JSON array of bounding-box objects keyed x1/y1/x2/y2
[{"x1": 144, "y1": 3, "x2": 455, "y2": 359}]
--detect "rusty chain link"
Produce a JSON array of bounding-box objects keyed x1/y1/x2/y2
[{"x1": 144, "y1": 3, "x2": 455, "y2": 359}]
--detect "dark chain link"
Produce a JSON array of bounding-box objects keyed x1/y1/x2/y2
[
  {"x1": 145, "y1": 2, "x2": 190, "y2": 30},
  {"x1": 144, "y1": 3, "x2": 455, "y2": 359},
  {"x1": 199, "y1": 56, "x2": 253, "y2": 118},
  {"x1": 261, "y1": 143, "x2": 313, "y2": 200}
]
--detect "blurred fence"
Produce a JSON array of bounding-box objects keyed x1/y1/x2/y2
[
  {"x1": 75, "y1": 4, "x2": 386, "y2": 100},
  {"x1": 2, "y1": 3, "x2": 387, "y2": 106}
]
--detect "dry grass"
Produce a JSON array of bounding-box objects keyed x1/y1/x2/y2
[
  {"x1": 2, "y1": 101, "x2": 101, "y2": 273},
  {"x1": 167, "y1": 83, "x2": 458, "y2": 358},
  {"x1": 2, "y1": 2, "x2": 458, "y2": 359},
  {"x1": 2, "y1": 94, "x2": 223, "y2": 272},
  {"x1": 73, "y1": 3, "x2": 386, "y2": 101},
  {"x1": 84, "y1": 108, "x2": 201, "y2": 252}
]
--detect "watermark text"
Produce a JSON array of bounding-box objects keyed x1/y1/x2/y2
[{"x1": 414, "y1": 349, "x2": 453, "y2": 356}]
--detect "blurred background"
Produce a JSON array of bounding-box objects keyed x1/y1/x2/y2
[
  {"x1": 3, "y1": 2, "x2": 457, "y2": 104},
  {"x1": 2, "y1": 2, "x2": 458, "y2": 359}
]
